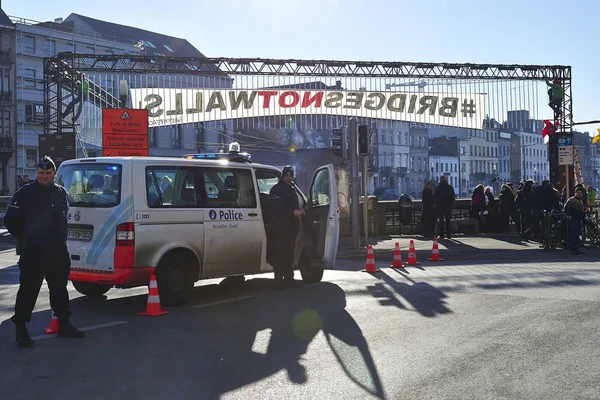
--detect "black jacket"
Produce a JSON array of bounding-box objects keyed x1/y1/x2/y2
[
  {"x1": 421, "y1": 188, "x2": 435, "y2": 217},
  {"x1": 4, "y1": 181, "x2": 69, "y2": 248},
  {"x1": 269, "y1": 180, "x2": 299, "y2": 235},
  {"x1": 434, "y1": 182, "x2": 456, "y2": 211},
  {"x1": 564, "y1": 196, "x2": 585, "y2": 221}
]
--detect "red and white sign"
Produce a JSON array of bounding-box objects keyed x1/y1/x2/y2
[
  {"x1": 102, "y1": 109, "x2": 149, "y2": 157},
  {"x1": 130, "y1": 88, "x2": 486, "y2": 129}
]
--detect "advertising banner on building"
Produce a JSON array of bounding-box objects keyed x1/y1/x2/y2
[{"x1": 130, "y1": 89, "x2": 486, "y2": 130}]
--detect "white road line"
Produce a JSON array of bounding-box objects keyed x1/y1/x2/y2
[
  {"x1": 192, "y1": 295, "x2": 255, "y2": 309},
  {"x1": 31, "y1": 321, "x2": 127, "y2": 341}
]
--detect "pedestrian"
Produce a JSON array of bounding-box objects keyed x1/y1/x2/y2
[
  {"x1": 421, "y1": 181, "x2": 436, "y2": 239},
  {"x1": 434, "y1": 176, "x2": 456, "y2": 239},
  {"x1": 471, "y1": 185, "x2": 487, "y2": 232},
  {"x1": 564, "y1": 187, "x2": 585, "y2": 255},
  {"x1": 499, "y1": 184, "x2": 520, "y2": 234},
  {"x1": 269, "y1": 165, "x2": 304, "y2": 288},
  {"x1": 20, "y1": 175, "x2": 31, "y2": 188},
  {"x1": 587, "y1": 185, "x2": 596, "y2": 207},
  {"x1": 4, "y1": 156, "x2": 85, "y2": 347}
]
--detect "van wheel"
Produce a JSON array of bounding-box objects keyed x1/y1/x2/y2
[
  {"x1": 299, "y1": 253, "x2": 324, "y2": 284},
  {"x1": 72, "y1": 281, "x2": 112, "y2": 297},
  {"x1": 156, "y1": 254, "x2": 195, "y2": 306}
]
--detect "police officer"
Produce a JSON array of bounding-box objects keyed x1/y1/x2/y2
[
  {"x1": 269, "y1": 166, "x2": 304, "y2": 288},
  {"x1": 5, "y1": 156, "x2": 84, "y2": 347}
]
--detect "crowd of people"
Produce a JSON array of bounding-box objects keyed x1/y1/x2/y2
[{"x1": 420, "y1": 176, "x2": 596, "y2": 255}]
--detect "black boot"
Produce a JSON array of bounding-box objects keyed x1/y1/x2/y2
[
  {"x1": 58, "y1": 320, "x2": 85, "y2": 338},
  {"x1": 14, "y1": 322, "x2": 34, "y2": 348}
]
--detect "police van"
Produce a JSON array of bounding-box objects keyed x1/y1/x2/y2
[{"x1": 55, "y1": 143, "x2": 340, "y2": 306}]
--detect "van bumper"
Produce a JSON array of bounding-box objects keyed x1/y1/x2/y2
[{"x1": 69, "y1": 267, "x2": 155, "y2": 287}]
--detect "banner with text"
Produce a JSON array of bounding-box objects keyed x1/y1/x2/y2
[{"x1": 130, "y1": 89, "x2": 487, "y2": 129}]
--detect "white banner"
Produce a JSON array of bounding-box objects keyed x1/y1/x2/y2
[{"x1": 130, "y1": 88, "x2": 486, "y2": 129}]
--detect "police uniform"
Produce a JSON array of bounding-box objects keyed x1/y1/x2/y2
[
  {"x1": 5, "y1": 156, "x2": 84, "y2": 347},
  {"x1": 269, "y1": 166, "x2": 302, "y2": 286}
]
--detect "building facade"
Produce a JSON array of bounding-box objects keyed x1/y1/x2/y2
[
  {"x1": 0, "y1": 10, "x2": 14, "y2": 194},
  {"x1": 11, "y1": 13, "x2": 231, "y2": 193}
]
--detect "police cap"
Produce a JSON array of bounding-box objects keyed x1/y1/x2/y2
[
  {"x1": 282, "y1": 165, "x2": 294, "y2": 178},
  {"x1": 37, "y1": 155, "x2": 56, "y2": 171}
]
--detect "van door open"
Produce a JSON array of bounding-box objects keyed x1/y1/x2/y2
[{"x1": 304, "y1": 164, "x2": 340, "y2": 269}]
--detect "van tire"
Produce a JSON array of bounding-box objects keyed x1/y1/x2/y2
[
  {"x1": 72, "y1": 281, "x2": 112, "y2": 297},
  {"x1": 156, "y1": 253, "x2": 195, "y2": 306},
  {"x1": 299, "y1": 253, "x2": 324, "y2": 284}
]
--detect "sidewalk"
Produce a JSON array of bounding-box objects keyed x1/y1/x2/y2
[{"x1": 336, "y1": 233, "x2": 572, "y2": 261}]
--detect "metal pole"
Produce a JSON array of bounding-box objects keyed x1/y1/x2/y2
[
  {"x1": 363, "y1": 155, "x2": 369, "y2": 245},
  {"x1": 349, "y1": 118, "x2": 360, "y2": 249},
  {"x1": 566, "y1": 165, "x2": 570, "y2": 199},
  {"x1": 457, "y1": 140, "x2": 461, "y2": 198}
]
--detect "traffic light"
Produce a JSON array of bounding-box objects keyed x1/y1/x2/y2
[
  {"x1": 358, "y1": 124, "x2": 370, "y2": 155},
  {"x1": 330, "y1": 127, "x2": 348, "y2": 160}
]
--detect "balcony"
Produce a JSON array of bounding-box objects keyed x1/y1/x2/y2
[
  {"x1": 0, "y1": 91, "x2": 11, "y2": 103},
  {"x1": 380, "y1": 166, "x2": 393, "y2": 176},
  {"x1": 0, "y1": 135, "x2": 13, "y2": 152},
  {"x1": 0, "y1": 50, "x2": 11, "y2": 63}
]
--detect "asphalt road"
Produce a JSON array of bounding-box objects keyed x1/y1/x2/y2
[{"x1": 1, "y1": 239, "x2": 600, "y2": 400}]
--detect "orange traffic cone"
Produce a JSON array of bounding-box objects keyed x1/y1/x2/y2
[
  {"x1": 362, "y1": 245, "x2": 380, "y2": 273},
  {"x1": 428, "y1": 237, "x2": 444, "y2": 261},
  {"x1": 390, "y1": 242, "x2": 403, "y2": 268},
  {"x1": 44, "y1": 311, "x2": 59, "y2": 334},
  {"x1": 140, "y1": 275, "x2": 168, "y2": 316},
  {"x1": 405, "y1": 240, "x2": 420, "y2": 266}
]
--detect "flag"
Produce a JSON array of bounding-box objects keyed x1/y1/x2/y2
[{"x1": 593, "y1": 128, "x2": 600, "y2": 144}]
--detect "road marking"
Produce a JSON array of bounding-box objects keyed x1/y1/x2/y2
[
  {"x1": 31, "y1": 321, "x2": 127, "y2": 341},
  {"x1": 192, "y1": 295, "x2": 255, "y2": 309}
]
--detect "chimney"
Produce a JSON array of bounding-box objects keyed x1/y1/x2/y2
[{"x1": 54, "y1": 18, "x2": 63, "y2": 24}]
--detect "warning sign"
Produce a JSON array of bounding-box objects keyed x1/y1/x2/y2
[{"x1": 102, "y1": 109, "x2": 149, "y2": 156}]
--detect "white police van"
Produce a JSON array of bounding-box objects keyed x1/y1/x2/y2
[{"x1": 56, "y1": 143, "x2": 340, "y2": 305}]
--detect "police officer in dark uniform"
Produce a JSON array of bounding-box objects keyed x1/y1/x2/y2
[
  {"x1": 5, "y1": 156, "x2": 84, "y2": 347},
  {"x1": 269, "y1": 166, "x2": 304, "y2": 288}
]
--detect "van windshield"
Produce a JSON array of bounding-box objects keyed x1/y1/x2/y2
[{"x1": 56, "y1": 163, "x2": 122, "y2": 208}]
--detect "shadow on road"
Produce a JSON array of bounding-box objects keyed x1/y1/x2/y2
[
  {"x1": 367, "y1": 269, "x2": 452, "y2": 318},
  {"x1": 0, "y1": 280, "x2": 387, "y2": 400}
]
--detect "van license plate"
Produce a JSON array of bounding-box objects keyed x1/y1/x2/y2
[{"x1": 68, "y1": 230, "x2": 92, "y2": 241}]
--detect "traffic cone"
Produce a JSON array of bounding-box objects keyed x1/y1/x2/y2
[
  {"x1": 140, "y1": 274, "x2": 168, "y2": 316},
  {"x1": 362, "y1": 245, "x2": 380, "y2": 273},
  {"x1": 390, "y1": 242, "x2": 403, "y2": 268},
  {"x1": 44, "y1": 311, "x2": 59, "y2": 334},
  {"x1": 428, "y1": 237, "x2": 444, "y2": 261},
  {"x1": 405, "y1": 240, "x2": 420, "y2": 266}
]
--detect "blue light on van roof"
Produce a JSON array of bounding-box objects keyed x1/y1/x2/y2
[
  {"x1": 182, "y1": 152, "x2": 252, "y2": 163},
  {"x1": 111, "y1": 166, "x2": 118, "y2": 170}
]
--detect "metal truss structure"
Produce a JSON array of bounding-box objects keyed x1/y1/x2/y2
[{"x1": 43, "y1": 53, "x2": 573, "y2": 185}]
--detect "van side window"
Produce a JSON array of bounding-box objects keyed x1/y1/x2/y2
[
  {"x1": 145, "y1": 166, "x2": 206, "y2": 208},
  {"x1": 203, "y1": 168, "x2": 256, "y2": 209}
]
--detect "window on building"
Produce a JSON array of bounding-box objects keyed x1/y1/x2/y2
[
  {"x1": 171, "y1": 126, "x2": 182, "y2": 148},
  {"x1": 26, "y1": 149, "x2": 37, "y2": 168},
  {"x1": 23, "y1": 36, "x2": 35, "y2": 53},
  {"x1": 1, "y1": 68, "x2": 9, "y2": 94},
  {"x1": 24, "y1": 69, "x2": 35, "y2": 88},
  {"x1": 45, "y1": 39, "x2": 56, "y2": 56},
  {"x1": 163, "y1": 44, "x2": 175, "y2": 53},
  {"x1": 149, "y1": 127, "x2": 157, "y2": 148}
]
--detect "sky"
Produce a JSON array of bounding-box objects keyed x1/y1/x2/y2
[{"x1": 4, "y1": 0, "x2": 600, "y2": 135}]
